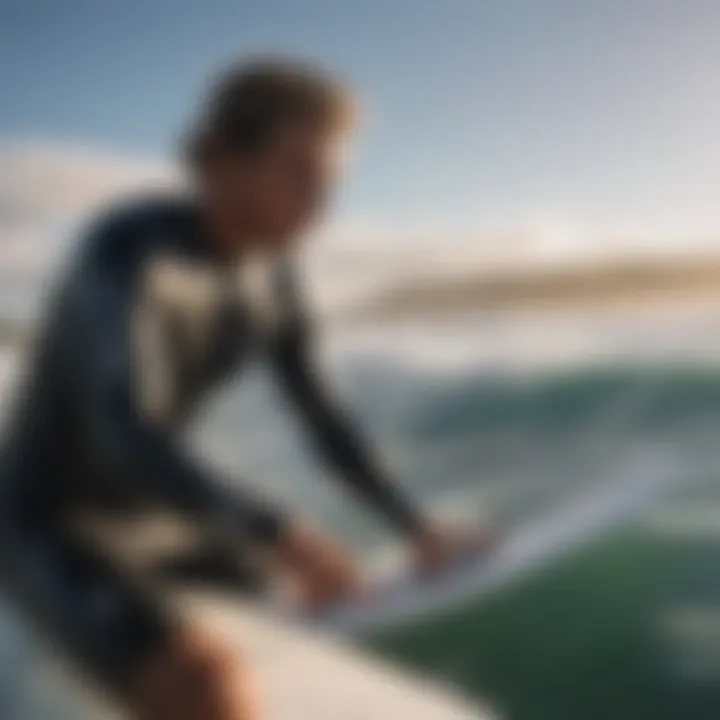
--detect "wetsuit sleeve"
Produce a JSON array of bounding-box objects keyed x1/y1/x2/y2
[
  {"x1": 270, "y1": 278, "x2": 425, "y2": 537},
  {"x1": 64, "y1": 220, "x2": 286, "y2": 546}
]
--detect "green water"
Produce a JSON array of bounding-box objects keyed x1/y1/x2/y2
[
  {"x1": 371, "y1": 527, "x2": 720, "y2": 720},
  {"x1": 352, "y1": 366, "x2": 720, "y2": 719}
]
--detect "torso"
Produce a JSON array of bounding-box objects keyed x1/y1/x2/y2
[{"x1": 1, "y1": 196, "x2": 298, "y2": 512}]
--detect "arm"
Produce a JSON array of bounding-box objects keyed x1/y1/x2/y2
[
  {"x1": 270, "y1": 296, "x2": 425, "y2": 537},
  {"x1": 65, "y1": 219, "x2": 286, "y2": 547},
  {"x1": 272, "y1": 335, "x2": 494, "y2": 574}
]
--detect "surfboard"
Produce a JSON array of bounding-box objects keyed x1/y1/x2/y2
[
  {"x1": 0, "y1": 507, "x2": 493, "y2": 720},
  {"x1": 314, "y1": 456, "x2": 678, "y2": 638},
  {"x1": 2, "y1": 466, "x2": 676, "y2": 720},
  {"x1": 33, "y1": 452, "x2": 676, "y2": 720},
  {"x1": 176, "y1": 592, "x2": 490, "y2": 720},
  {"x1": 16, "y1": 589, "x2": 491, "y2": 720}
]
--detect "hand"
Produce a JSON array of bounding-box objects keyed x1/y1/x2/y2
[
  {"x1": 273, "y1": 522, "x2": 366, "y2": 611},
  {"x1": 412, "y1": 525, "x2": 497, "y2": 579}
]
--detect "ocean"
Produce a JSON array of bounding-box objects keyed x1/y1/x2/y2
[{"x1": 1, "y1": 302, "x2": 720, "y2": 719}]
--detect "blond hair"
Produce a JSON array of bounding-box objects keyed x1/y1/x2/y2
[{"x1": 186, "y1": 57, "x2": 357, "y2": 166}]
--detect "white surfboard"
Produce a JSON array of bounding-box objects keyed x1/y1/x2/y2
[
  {"x1": 176, "y1": 593, "x2": 490, "y2": 720},
  {"x1": 43, "y1": 452, "x2": 675, "y2": 720},
  {"x1": 314, "y1": 455, "x2": 678, "y2": 638},
  {"x1": 1, "y1": 507, "x2": 492, "y2": 720},
  {"x1": 5, "y1": 474, "x2": 677, "y2": 720},
  {"x1": 22, "y1": 590, "x2": 491, "y2": 720}
]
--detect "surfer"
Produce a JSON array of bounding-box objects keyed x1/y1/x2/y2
[{"x1": 0, "y1": 59, "x2": 485, "y2": 719}]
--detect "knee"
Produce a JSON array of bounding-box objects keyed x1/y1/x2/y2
[
  {"x1": 178, "y1": 629, "x2": 239, "y2": 690},
  {"x1": 131, "y1": 627, "x2": 258, "y2": 719}
]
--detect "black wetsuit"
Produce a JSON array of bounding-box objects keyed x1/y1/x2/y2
[{"x1": 0, "y1": 197, "x2": 422, "y2": 695}]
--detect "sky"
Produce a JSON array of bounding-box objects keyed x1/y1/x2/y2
[{"x1": 1, "y1": 0, "x2": 720, "y2": 315}]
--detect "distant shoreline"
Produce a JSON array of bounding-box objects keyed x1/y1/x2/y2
[
  {"x1": 342, "y1": 253, "x2": 720, "y2": 322},
  {"x1": 4, "y1": 254, "x2": 720, "y2": 342}
]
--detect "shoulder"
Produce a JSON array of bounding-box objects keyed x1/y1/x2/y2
[
  {"x1": 58, "y1": 194, "x2": 196, "y2": 312},
  {"x1": 77, "y1": 193, "x2": 198, "y2": 269}
]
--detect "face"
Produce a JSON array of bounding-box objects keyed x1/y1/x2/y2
[{"x1": 205, "y1": 120, "x2": 350, "y2": 254}]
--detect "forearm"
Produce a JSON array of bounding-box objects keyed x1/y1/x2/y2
[
  {"x1": 278, "y1": 363, "x2": 425, "y2": 536},
  {"x1": 270, "y1": 268, "x2": 426, "y2": 537},
  {"x1": 310, "y1": 406, "x2": 424, "y2": 535}
]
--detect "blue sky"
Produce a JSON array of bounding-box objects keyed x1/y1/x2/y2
[{"x1": 2, "y1": 0, "x2": 720, "y2": 241}]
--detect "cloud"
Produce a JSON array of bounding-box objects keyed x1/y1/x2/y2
[
  {"x1": 0, "y1": 138, "x2": 652, "y2": 321},
  {"x1": 0, "y1": 140, "x2": 177, "y2": 223},
  {"x1": 0, "y1": 140, "x2": 180, "y2": 316}
]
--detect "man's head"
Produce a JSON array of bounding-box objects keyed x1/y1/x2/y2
[{"x1": 188, "y1": 58, "x2": 357, "y2": 254}]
